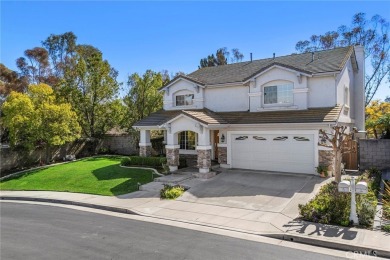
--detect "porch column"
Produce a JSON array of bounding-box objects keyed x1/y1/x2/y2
[
  {"x1": 166, "y1": 145, "x2": 180, "y2": 172},
  {"x1": 139, "y1": 129, "x2": 151, "y2": 157},
  {"x1": 196, "y1": 129, "x2": 213, "y2": 177},
  {"x1": 196, "y1": 145, "x2": 212, "y2": 174},
  {"x1": 166, "y1": 132, "x2": 179, "y2": 172}
]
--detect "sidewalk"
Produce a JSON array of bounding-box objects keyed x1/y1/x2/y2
[{"x1": 1, "y1": 188, "x2": 389, "y2": 258}]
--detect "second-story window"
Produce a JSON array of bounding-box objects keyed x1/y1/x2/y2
[
  {"x1": 176, "y1": 94, "x2": 194, "y2": 106},
  {"x1": 264, "y1": 84, "x2": 293, "y2": 105}
]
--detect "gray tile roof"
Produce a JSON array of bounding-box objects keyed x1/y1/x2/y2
[
  {"x1": 133, "y1": 106, "x2": 342, "y2": 127},
  {"x1": 183, "y1": 46, "x2": 354, "y2": 85}
]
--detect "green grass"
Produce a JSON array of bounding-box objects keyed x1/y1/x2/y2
[{"x1": 0, "y1": 156, "x2": 158, "y2": 196}]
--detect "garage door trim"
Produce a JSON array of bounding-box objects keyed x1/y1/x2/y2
[{"x1": 227, "y1": 130, "x2": 319, "y2": 174}]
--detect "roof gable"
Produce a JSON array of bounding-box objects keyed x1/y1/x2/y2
[{"x1": 185, "y1": 46, "x2": 355, "y2": 86}]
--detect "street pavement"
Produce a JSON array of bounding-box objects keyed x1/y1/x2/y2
[
  {"x1": 1, "y1": 202, "x2": 347, "y2": 260},
  {"x1": 1, "y1": 168, "x2": 389, "y2": 258}
]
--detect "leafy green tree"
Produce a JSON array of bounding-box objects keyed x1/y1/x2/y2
[
  {"x1": 2, "y1": 83, "x2": 81, "y2": 163},
  {"x1": 123, "y1": 70, "x2": 167, "y2": 129},
  {"x1": 295, "y1": 12, "x2": 389, "y2": 105},
  {"x1": 365, "y1": 100, "x2": 390, "y2": 138},
  {"x1": 42, "y1": 32, "x2": 77, "y2": 79},
  {"x1": 377, "y1": 113, "x2": 390, "y2": 139},
  {"x1": 199, "y1": 47, "x2": 244, "y2": 68},
  {"x1": 60, "y1": 45, "x2": 121, "y2": 137}
]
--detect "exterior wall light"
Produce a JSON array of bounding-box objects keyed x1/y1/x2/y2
[{"x1": 221, "y1": 134, "x2": 225, "y2": 143}]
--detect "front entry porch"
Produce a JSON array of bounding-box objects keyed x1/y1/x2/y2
[{"x1": 137, "y1": 115, "x2": 226, "y2": 177}]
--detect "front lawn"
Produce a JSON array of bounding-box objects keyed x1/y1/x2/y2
[{"x1": 0, "y1": 156, "x2": 157, "y2": 196}]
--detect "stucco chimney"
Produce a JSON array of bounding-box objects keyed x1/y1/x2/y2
[{"x1": 353, "y1": 45, "x2": 365, "y2": 131}]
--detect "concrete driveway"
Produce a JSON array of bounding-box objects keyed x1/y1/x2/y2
[{"x1": 178, "y1": 169, "x2": 327, "y2": 216}]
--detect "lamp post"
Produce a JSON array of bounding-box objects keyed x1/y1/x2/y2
[{"x1": 338, "y1": 176, "x2": 368, "y2": 225}]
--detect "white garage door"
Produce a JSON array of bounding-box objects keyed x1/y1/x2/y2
[{"x1": 231, "y1": 133, "x2": 315, "y2": 174}]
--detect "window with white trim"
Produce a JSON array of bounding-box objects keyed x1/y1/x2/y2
[
  {"x1": 264, "y1": 84, "x2": 293, "y2": 105},
  {"x1": 178, "y1": 131, "x2": 197, "y2": 150},
  {"x1": 176, "y1": 94, "x2": 194, "y2": 106}
]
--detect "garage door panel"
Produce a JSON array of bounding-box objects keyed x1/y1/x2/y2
[{"x1": 231, "y1": 133, "x2": 315, "y2": 174}]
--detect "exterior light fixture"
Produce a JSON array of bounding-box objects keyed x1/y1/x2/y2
[{"x1": 221, "y1": 134, "x2": 225, "y2": 143}]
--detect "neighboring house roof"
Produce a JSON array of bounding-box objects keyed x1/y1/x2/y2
[
  {"x1": 166, "y1": 46, "x2": 355, "y2": 86},
  {"x1": 133, "y1": 106, "x2": 342, "y2": 127}
]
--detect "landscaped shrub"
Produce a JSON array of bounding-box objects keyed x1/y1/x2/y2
[
  {"x1": 382, "y1": 224, "x2": 390, "y2": 232},
  {"x1": 358, "y1": 168, "x2": 382, "y2": 196},
  {"x1": 383, "y1": 181, "x2": 390, "y2": 222},
  {"x1": 299, "y1": 180, "x2": 378, "y2": 227},
  {"x1": 160, "y1": 184, "x2": 185, "y2": 199},
  {"x1": 121, "y1": 156, "x2": 167, "y2": 168}
]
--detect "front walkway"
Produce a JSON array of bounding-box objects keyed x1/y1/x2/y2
[{"x1": 1, "y1": 169, "x2": 390, "y2": 257}]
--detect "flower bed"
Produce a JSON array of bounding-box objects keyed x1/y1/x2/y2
[{"x1": 299, "y1": 168, "x2": 380, "y2": 228}]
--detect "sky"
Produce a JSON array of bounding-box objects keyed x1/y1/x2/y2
[{"x1": 1, "y1": 1, "x2": 389, "y2": 100}]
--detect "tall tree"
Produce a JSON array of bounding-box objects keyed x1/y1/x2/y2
[
  {"x1": 42, "y1": 32, "x2": 77, "y2": 79},
  {"x1": 0, "y1": 64, "x2": 28, "y2": 103},
  {"x1": 199, "y1": 47, "x2": 244, "y2": 68},
  {"x1": 16, "y1": 47, "x2": 55, "y2": 85},
  {"x1": 124, "y1": 70, "x2": 166, "y2": 128},
  {"x1": 295, "y1": 12, "x2": 389, "y2": 105},
  {"x1": 1, "y1": 84, "x2": 81, "y2": 163},
  {"x1": 231, "y1": 48, "x2": 244, "y2": 63},
  {"x1": 60, "y1": 45, "x2": 121, "y2": 138}
]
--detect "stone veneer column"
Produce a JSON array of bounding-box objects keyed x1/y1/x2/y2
[
  {"x1": 319, "y1": 150, "x2": 335, "y2": 176},
  {"x1": 196, "y1": 146, "x2": 212, "y2": 178},
  {"x1": 166, "y1": 145, "x2": 180, "y2": 172},
  {"x1": 218, "y1": 146, "x2": 227, "y2": 164},
  {"x1": 139, "y1": 144, "x2": 152, "y2": 157}
]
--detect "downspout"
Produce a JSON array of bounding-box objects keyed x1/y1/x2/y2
[{"x1": 248, "y1": 85, "x2": 251, "y2": 112}]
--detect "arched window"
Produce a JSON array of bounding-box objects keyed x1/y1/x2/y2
[{"x1": 179, "y1": 131, "x2": 197, "y2": 150}]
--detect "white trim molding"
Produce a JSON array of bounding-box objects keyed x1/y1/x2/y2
[
  {"x1": 217, "y1": 143, "x2": 228, "y2": 148},
  {"x1": 165, "y1": 145, "x2": 180, "y2": 149},
  {"x1": 139, "y1": 142, "x2": 152, "y2": 147},
  {"x1": 196, "y1": 145, "x2": 212, "y2": 150}
]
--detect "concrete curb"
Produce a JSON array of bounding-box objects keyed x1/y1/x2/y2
[
  {"x1": 0, "y1": 196, "x2": 139, "y2": 216},
  {"x1": 2, "y1": 195, "x2": 389, "y2": 258},
  {"x1": 264, "y1": 233, "x2": 390, "y2": 259}
]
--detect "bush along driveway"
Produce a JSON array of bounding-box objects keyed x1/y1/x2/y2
[
  {"x1": 0, "y1": 156, "x2": 159, "y2": 196},
  {"x1": 298, "y1": 168, "x2": 381, "y2": 228}
]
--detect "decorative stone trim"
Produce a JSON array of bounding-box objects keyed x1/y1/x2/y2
[
  {"x1": 319, "y1": 150, "x2": 335, "y2": 175},
  {"x1": 166, "y1": 147, "x2": 179, "y2": 172},
  {"x1": 197, "y1": 149, "x2": 211, "y2": 173},
  {"x1": 139, "y1": 145, "x2": 152, "y2": 157},
  {"x1": 218, "y1": 147, "x2": 227, "y2": 164}
]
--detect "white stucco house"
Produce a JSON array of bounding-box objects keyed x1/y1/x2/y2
[{"x1": 133, "y1": 46, "x2": 365, "y2": 177}]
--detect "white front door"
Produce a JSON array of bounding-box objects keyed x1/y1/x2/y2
[{"x1": 231, "y1": 133, "x2": 315, "y2": 174}]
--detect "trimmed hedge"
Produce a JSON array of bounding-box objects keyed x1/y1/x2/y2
[{"x1": 121, "y1": 156, "x2": 167, "y2": 168}]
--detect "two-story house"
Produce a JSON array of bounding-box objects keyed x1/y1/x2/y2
[{"x1": 133, "y1": 46, "x2": 365, "y2": 177}]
